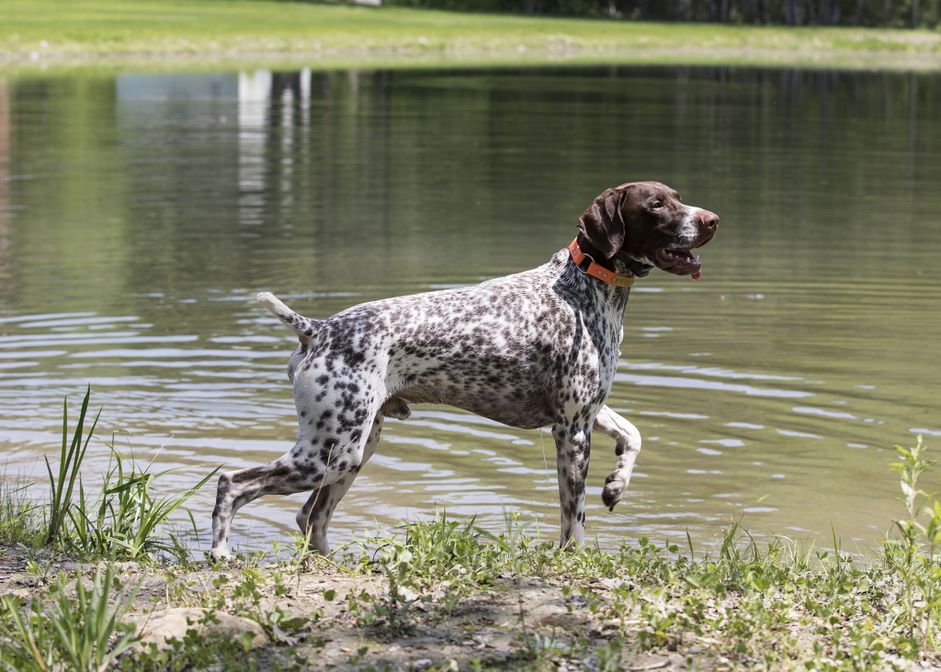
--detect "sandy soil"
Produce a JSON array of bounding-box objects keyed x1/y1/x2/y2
[{"x1": 0, "y1": 548, "x2": 693, "y2": 671}]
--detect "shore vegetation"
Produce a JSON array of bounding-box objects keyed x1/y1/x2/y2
[
  {"x1": 1, "y1": 0, "x2": 940, "y2": 73},
  {"x1": 2, "y1": 391, "x2": 941, "y2": 670}
]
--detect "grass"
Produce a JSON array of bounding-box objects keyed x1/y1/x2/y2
[
  {"x1": 3, "y1": 506, "x2": 938, "y2": 669},
  {"x1": 44, "y1": 388, "x2": 99, "y2": 548},
  {"x1": 340, "y1": 515, "x2": 914, "y2": 668},
  {"x1": 0, "y1": 566, "x2": 139, "y2": 672},
  {"x1": 2, "y1": 391, "x2": 941, "y2": 668},
  {"x1": 1, "y1": 0, "x2": 940, "y2": 74},
  {"x1": 2, "y1": 388, "x2": 215, "y2": 562},
  {"x1": 0, "y1": 482, "x2": 40, "y2": 549}
]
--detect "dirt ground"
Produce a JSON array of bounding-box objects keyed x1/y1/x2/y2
[{"x1": 0, "y1": 548, "x2": 692, "y2": 671}]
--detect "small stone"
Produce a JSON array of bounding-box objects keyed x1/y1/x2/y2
[
  {"x1": 133, "y1": 608, "x2": 268, "y2": 650},
  {"x1": 413, "y1": 659, "x2": 433, "y2": 670}
]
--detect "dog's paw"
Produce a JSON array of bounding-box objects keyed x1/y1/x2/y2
[
  {"x1": 601, "y1": 473, "x2": 625, "y2": 511},
  {"x1": 209, "y1": 545, "x2": 231, "y2": 563}
]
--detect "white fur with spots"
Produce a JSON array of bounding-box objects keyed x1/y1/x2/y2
[{"x1": 210, "y1": 182, "x2": 717, "y2": 561}]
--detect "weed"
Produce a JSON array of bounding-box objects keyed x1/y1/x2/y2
[
  {"x1": 66, "y1": 444, "x2": 217, "y2": 561},
  {"x1": 884, "y1": 435, "x2": 941, "y2": 653},
  {"x1": 16, "y1": 389, "x2": 217, "y2": 562},
  {"x1": 0, "y1": 565, "x2": 138, "y2": 672},
  {"x1": 119, "y1": 629, "x2": 302, "y2": 672},
  {"x1": 0, "y1": 479, "x2": 42, "y2": 547},
  {"x1": 4, "y1": 436, "x2": 941, "y2": 671},
  {"x1": 44, "y1": 386, "x2": 99, "y2": 547}
]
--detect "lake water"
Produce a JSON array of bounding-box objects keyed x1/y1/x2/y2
[{"x1": 1, "y1": 66, "x2": 940, "y2": 556}]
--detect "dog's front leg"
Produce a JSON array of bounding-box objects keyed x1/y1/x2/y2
[
  {"x1": 593, "y1": 405, "x2": 642, "y2": 511},
  {"x1": 553, "y1": 423, "x2": 591, "y2": 548}
]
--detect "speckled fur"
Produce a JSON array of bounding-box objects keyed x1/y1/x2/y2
[{"x1": 210, "y1": 181, "x2": 718, "y2": 560}]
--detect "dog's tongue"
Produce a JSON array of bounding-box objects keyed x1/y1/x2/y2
[{"x1": 691, "y1": 270, "x2": 701, "y2": 281}]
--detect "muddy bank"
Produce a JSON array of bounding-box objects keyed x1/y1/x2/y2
[
  {"x1": 1, "y1": 547, "x2": 689, "y2": 670},
  {"x1": 4, "y1": 530, "x2": 939, "y2": 672}
]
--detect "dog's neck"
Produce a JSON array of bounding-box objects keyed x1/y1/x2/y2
[
  {"x1": 553, "y1": 247, "x2": 633, "y2": 319},
  {"x1": 574, "y1": 233, "x2": 653, "y2": 279}
]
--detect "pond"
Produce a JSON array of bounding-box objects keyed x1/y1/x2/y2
[{"x1": 1, "y1": 65, "x2": 940, "y2": 555}]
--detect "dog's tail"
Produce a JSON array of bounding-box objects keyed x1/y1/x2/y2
[{"x1": 256, "y1": 292, "x2": 320, "y2": 345}]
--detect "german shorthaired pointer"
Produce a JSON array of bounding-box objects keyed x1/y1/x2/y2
[{"x1": 210, "y1": 181, "x2": 718, "y2": 560}]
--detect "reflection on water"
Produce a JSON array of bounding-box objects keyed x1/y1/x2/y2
[{"x1": 1, "y1": 66, "x2": 940, "y2": 553}]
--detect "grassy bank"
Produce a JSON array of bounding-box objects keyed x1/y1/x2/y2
[
  {"x1": 0, "y1": 521, "x2": 928, "y2": 670},
  {"x1": 1, "y1": 0, "x2": 941, "y2": 74},
  {"x1": 2, "y1": 513, "x2": 941, "y2": 670},
  {"x1": 3, "y1": 392, "x2": 941, "y2": 669}
]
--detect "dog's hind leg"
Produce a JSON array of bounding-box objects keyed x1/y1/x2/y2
[
  {"x1": 295, "y1": 414, "x2": 385, "y2": 554},
  {"x1": 210, "y1": 408, "x2": 381, "y2": 561},
  {"x1": 211, "y1": 457, "x2": 307, "y2": 561},
  {"x1": 594, "y1": 405, "x2": 642, "y2": 511},
  {"x1": 294, "y1": 396, "x2": 407, "y2": 553}
]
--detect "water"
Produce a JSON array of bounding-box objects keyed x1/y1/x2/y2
[{"x1": 1, "y1": 66, "x2": 940, "y2": 555}]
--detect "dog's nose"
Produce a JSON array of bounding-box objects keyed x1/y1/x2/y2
[{"x1": 700, "y1": 210, "x2": 719, "y2": 232}]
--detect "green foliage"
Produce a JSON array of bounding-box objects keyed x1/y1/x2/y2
[
  {"x1": 0, "y1": 481, "x2": 42, "y2": 548},
  {"x1": 62, "y1": 444, "x2": 217, "y2": 562},
  {"x1": 382, "y1": 0, "x2": 941, "y2": 27},
  {"x1": 44, "y1": 386, "x2": 99, "y2": 548},
  {"x1": 1, "y1": 0, "x2": 939, "y2": 75},
  {"x1": 2, "y1": 389, "x2": 216, "y2": 563},
  {"x1": 884, "y1": 436, "x2": 941, "y2": 653},
  {"x1": 8, "y1": 430, "x2": 941, "y2": 670},
  {"x1": 116, "y1": 616, "x2": 306, "y2": 672},
  {"x1": 346, "y1": 513, "x2": 531, "y2": 630},
  {"x1": 0, "y1": 565, "x2": 138, "y2": 672},
  {"x1": 331, "y1": 492, "x2": 941, "y2": 668},
  {"x1": 118, "y1": 632, "x2": 259, "y2": 672}
]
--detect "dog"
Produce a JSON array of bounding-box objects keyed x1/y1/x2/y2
[{"x1": 210, "y1": 181, "x2": 718, "y2": 560}]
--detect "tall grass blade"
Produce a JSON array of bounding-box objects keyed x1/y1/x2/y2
[{"x1": 44, "y1": 386, "x2": 99, "y2": 547}]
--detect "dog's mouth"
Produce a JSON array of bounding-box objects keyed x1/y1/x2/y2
[{"x1": 652, "y1": 247, "x2": 702, "y2": 278}]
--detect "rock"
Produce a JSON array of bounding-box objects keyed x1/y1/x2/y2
[{"x1": 133, "y1": 607, "x2": 268, "y2": 650}]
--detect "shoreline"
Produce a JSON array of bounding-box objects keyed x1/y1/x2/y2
[
  {"x1": 2, "y1": 1, "x2": 941, "y2": 75},
  {"x1": 1, "y1": 520, "x2": 936, "y2": 671},
  {"x1": 6, "y1": 46, "x2": 941, "y2": 76},
  {"x1": 1, "y1": 391, "x2": 939, "y2": 669}
]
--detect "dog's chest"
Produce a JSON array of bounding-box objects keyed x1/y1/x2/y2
[{"x1": 563, "y1": 300, "x2": 623, "y2": 397}]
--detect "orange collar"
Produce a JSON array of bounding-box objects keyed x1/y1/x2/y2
[{"x1": 568, "y1": 238, "x2": 635, "y2": 288}]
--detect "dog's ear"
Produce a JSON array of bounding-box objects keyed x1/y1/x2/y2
[{"x1": 577, "y1": 187, "x2": 626, "y2": 259}]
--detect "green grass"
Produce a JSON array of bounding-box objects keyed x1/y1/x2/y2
[
  {"x1": 0, "y1": 566, "x2": 139, "y2": 672},
  {"x1": 1, "y1": 0, "x2": 940, "y2": 73},
  {"x1": 0, "y1": 388, "x2": 215, "y2": 562},
  {"x1": 5, "y1": 508, "x2": 937, "y2": 669},
  {"x1": 3, "y1": 392, "x2": 941, "y2": 668},
  {"x1": 338, "y1": 509, "x2": 934, "y2": 667},
  {"x1": 0, "y1": 481, "x2": 40, "y2": 548}
]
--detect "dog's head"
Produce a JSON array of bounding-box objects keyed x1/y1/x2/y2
[{"x1": 577, "y1": 181, "x2": 718, "y2": 277}]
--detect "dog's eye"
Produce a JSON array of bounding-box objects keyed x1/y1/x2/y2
[{"x1": 649, "y1": 199, "x2": 664, "y2": 209}]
